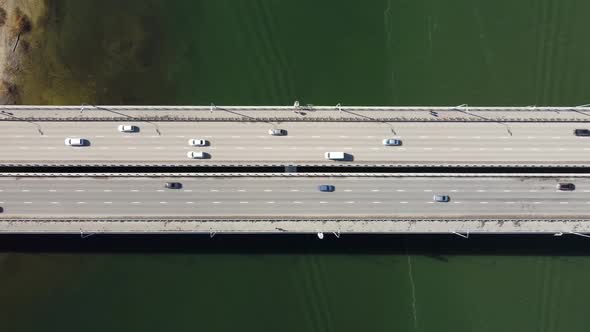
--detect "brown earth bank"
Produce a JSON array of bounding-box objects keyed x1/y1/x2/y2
[{"x1": 0, "y1": 0, "x2": 48, "y2": 104}]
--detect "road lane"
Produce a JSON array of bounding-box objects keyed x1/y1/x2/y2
[
  {"x1": 0, "y1": 176, "x2": 589, "y2": 217},
  {"x1": 1, "y1": 122, "x2": 590, "y2": 164}
]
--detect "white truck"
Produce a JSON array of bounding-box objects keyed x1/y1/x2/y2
[{"x1": 324, "y1": 152, "x2": 345, "y2": 160}]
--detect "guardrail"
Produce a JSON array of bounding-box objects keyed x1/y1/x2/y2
[{"x1": 1, "y1": 172, "x2": 590, "y2": 177}]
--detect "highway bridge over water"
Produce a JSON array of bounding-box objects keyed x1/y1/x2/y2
[{"x1": 2, "y1": 105, "x2": 590, "y2": 235}]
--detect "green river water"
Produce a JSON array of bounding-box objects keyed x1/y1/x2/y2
[{"x1": 2, "y1": 0, "x2": 590, "y2": 331}]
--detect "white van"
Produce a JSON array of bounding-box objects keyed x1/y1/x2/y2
[
  {"x1": 187, "y1": 151, "x2": 207, "y2": 159},
  {"x1": 325, "y1": 152, "x2": 345, "y2": 160}
]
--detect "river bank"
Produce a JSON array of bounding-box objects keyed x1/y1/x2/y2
[{"x1": 0, "y1": 0, "x2": 47, "y2": 104}]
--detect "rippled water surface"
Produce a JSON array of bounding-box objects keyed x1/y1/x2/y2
[{"x1": 5, "y1": 0, "x2": 590, "y2": 331}]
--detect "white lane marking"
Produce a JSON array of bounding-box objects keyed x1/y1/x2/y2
[
  {"x1": 530, "y1": 148, "x2": 540, "y2": 151},
  {"x1": 183, "y1": 190, "x2": 193, "y2": 192},
  {"x1": 311, "y1": 136, "x2": 321, "y2": 138},
  {"x1": 21, "y1": 189, "x2": 30, "y2": 192},
  {"x1": 127, "y1": 147, "x2": 137, "y2": 150},
  {"x1": 499, "y1": 136, "x2": 510, "y2": 139},
  {"x1": 293, "y1": 201, "x2": 302, "y2": 204},
  {"x1": 99, "y1": 147, "x2": 110, "y2": 150},
  {"x1": 238, "y1": 189, "x2": 246, "y2": 192},
  {"x1": 450, "y1": 189, "x2": 458, "y2": 192},
  {"x1": 424, "y1": 189, "x2": 432, "y2": 192},
  {"x1": 231, "y1": 136, "x2": 241, "y2": 138},
  {"x1": 451, "y1": 148, "x2": 460, "y2": 151},
  {"x1": 503, "y1": 148, "x2": 513, "y2": 151},
  {"x1": 583, "y1": 190, "x2": 590, "y2": 193},
  {"x1": 14, "y1": 135, "x2": 23, "y2": 138},
  {"x1": 157, "y1": 190, "x2": 164, "y2": 192},
  {"x1": 447, "y1": 136, "x2": 456, "y2": 139},
  {"x1": 104, "y1": 189, "x2": 112, "y2": 192},
  {"x1": 76, "y1": 202, "x2": 86, "y2": 204},
  {"x1": 371, "y1": 147, "x2": 380, "y2": 150},
  {"x1": 76, "y1": 189, "x2": 85, "y2": 192},
  {"x1": 343, "y1": 147, "x2": 353, "y2": 150},
  {"x1": 559, "y1": 202, "x2": 569, "y2": 204},
  {"x1": 584, "y1": 148, "x2": 590, "y2": 151},
  {"x1": 423, "y1": 147, "x2": 433, "y2": 150},
  {"x1": 372, "y1": 201, "x2": 381, "y2": 204},
  {"x1": 480, "y1": 202, "x2": 488, "y2": 204},
  {"x1": 339, "y1": 136, "x2": 349, "y2": 138},
  {"x1": 212, "y1": 201, "x2": 221, "y2": 204},
  {"x1": 367, "y1": 136, "x2": 376, "y2": 138},
  {"x1": 267, "y1": 201, "x2": 276, "y2": 204},
  {"x1": 527, "y1": 136, "x2": 536, "y2": 139},
  {"x1": 160, "y1": 202, "x2": 168, "y2": 204},
  {"x1": 558, "y1": 148, "x2": 566, "y2": 151},
  {"x1": 346, "y1": 201, "x2": 355, "y2": 204},
  {"x1": 19, "y1": 147, "x2": 29, "y2": 150},
  {"x1": 419, "y1": 136, "x2": 429, "y2": 139},
  {"x1": 104, "y1": 202, "x2": 112, "y2": 204},
  {"x1": 529, "y1": 190, "x2": 537, "y2": 192},
  {"x1": 551, "y1": 136, "x2": 561, "y2": 139},
  {"x1": 96, "y1": 135, "x2": 105, "y2": 138},
  {"x1": 263, "y1": 147, "x2": 273, "y2": 150},
  {"x1": 155, "y1": 147, "x2": 164, "y2": 150},
  {"x1": 176, "y1": 136, "x2": 185, "y2": 138},
  {"x1": 47, "y1": 147, "x2": 56, "y2": 150},
  {"x1": 23, "y1": 202, "x2": 32, "y2": 204},
  {"x1": 235, "y1": 147, "x2": 245, "y2": 150},
  {"x1": 240, "y1": 201, "x2": 249, "y2": 204},
  {"x1": 289, "y1": 189, "x2": 299, "y2": 192},
  {"x1": 505, "y1": 202, "x2": 515, "y2": 204},
  {"x1": 132, "y1": 202, "x2": 141, "y2": 204},
  {"x1": 210, "y1": 189, "x2": 219, "y2": 192},
  {"x1": 476, "y1": 190, "x2": 486, "y2": 192},
  {"x1": 185, "y1": 202, "x2": 194, "y2": 204},
  {"x1": 396, "y1": 189, "x2": 405, "y2": 192},
  {"x1": 533, "y1": 202, "x2": 541, "y2": 204},
  {"x1": 130, "y1": 189, "x2": 139, "y2": 192},
  {"x1": 479, "y1": 148, "x2": 487, "y2": 151},
  {"x1": 50, "y1": 202, "x2": 60, "y2": 204},
  {"x1": 400, "y1": 201, "x2": 408, "y2": 204},
  {"x1": 371, "y1": 189, "x2": 380, "y2": 192},
  {"x1": 427, "y1": 201, "x2": 434, "y2": 204},
  {"x1": 319, "y1": 201, "x2": 328, "y2": 204},
  {"x1": 453, "y1": 201, "x2": 462, "y2": 204},
  {"x1": 504, "y1": 190, "x2": 511, "y2": 192},
  {"x1": 344, "y1": 189, "x2": 353, "y2": 192},
  {"x1": 472, "y1": 136, "x2": 481, "y2": 139},
  {"x1": 264, "y1": 189, "x2": 272, "y2": 192}
]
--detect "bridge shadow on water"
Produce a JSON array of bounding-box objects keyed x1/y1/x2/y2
[{"x1": 1, "y1": 234, "x2": 590, "y2": 257}]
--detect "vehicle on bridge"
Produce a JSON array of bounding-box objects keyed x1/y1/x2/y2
[
  {"x1": 318, "y1": 185, "x2": 335, "y2": 192},
  {"x1": 64, "y1": 138, "x2": 87, "y2": 146},
  {"x1": 268, "y1": 128, "x2": 287, "y2": 136},
  {"x1": 117, "y1": 125, "x2": 139, "y2": 133},
  {"x1": 165, "y1": 182, "x2": 183, "y2": 189},
  {"x1": 433, "y1": 194, "x2": 450, "y2": 202},
  {"x1": 187, "y1": 151, "x2": 208, "y2": 159},
  {"x1": 557, "y1": 183, "x2": 575, "y2": 191},
  {"x1": 188, "y1": 139, "x2": 208, "y2": 146},
  {"x1": 325, "y1": 152, "x2": 345, "y2": 160},
  {"x1": 574, "y1": 129, "x2": 590, "y2": 136},
  {"x1": 382, "y1": 138, "x2": 402, "y2": 146}
]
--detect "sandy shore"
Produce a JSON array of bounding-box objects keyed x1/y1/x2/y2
[{"x1": 0, "y1": 0, "x2": 46, "y2": 104}]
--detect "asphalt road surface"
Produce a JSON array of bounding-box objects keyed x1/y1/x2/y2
[
  {"x1": 0, "y1": 176, "x2": 588, "y2": 217},
  {"x1": 1, "y1": 122, "x2": 590, "y2": 164}
]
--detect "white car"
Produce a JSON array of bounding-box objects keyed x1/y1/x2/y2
[
  {"x1": 188, "y1": 139, "x2": 207, "y2": 146},
  {"x1": 325, "y1": 152, "x2": 345, "y2": 160},
  {"x1": 187, "y1": 151, "x2": 207, "y2": 159},
  {"x1": 64, "y1": 138, "x2": 86, "y2": 146},
  {"x1": 117, "y1": 125, "x2": 138, "y2": 133}
]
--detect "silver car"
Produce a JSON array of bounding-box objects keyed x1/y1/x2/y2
[
  {"x1": 268, "y1": 129, "x2": 287, "y2": 136},
  {"x1": 433, "y1": 194, "x2": 450, "y2": 202},
  {"x1": 382, "y1": 138, "x2": 402, "y2": 146}
]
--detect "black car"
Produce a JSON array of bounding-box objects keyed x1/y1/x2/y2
[
  {"x1": 318, "y1": 185, "x2": 335, "y2": 192},
  {"x1": 557, "y1": 183, "x2": 575, "y2": 191},
  {"x1": 165, "y1": 182, "x2": 183, "y2": 189},
  {"x1": 574, "y1": 129, "x2": 590, "y2": 136}
]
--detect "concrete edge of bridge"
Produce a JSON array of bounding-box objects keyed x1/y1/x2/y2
[{"x1": 1, "y1": 172, "x2": 590, "y2": 177}]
